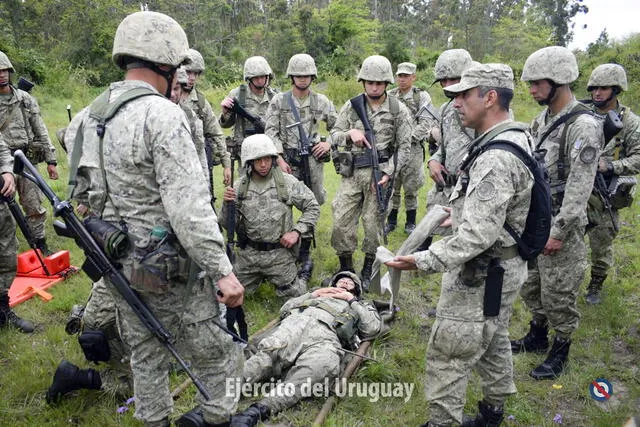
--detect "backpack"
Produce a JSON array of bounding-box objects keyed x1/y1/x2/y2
[{"x1": 461, "y1": 124, "x2": 552, "y2": 260}]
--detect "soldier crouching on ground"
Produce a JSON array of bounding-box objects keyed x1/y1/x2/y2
[
  {"x1": 231, "y1": 271, "x2": 381, "y2": 427},
  {"x1": 221, "y1": 134, "x2": 320, "y2": 297}
]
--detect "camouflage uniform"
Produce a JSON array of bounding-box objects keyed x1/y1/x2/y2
[
  {"x1": 265, "y1": 82, "x2": 337, "y2": 205},
  {"x1": 220, "y1": 157, "x2": 319, "y2": 297},
  {"x1": 0, "y1": 84, "x2": 56, "y2": 241},
  {"x1": 67, "y1": 12, "x2": 242, "y2": 425},
  {"x1": 242, "y1": 272, "x2": 381, "y2": 414},
  {"x1": 413, "y1": 64, "x2": 533, "y2": 425},
  {"x1": 0, "y1": 134, "x2": 16, "y2": 294},
  {"x1": 387, "y1": 84, "x2": 437, "y2": 212}
]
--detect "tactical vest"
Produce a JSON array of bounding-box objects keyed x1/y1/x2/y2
[
  {"x1": 290, "y1": 298, "x2": 361, "y2": 349},
  {"x1": 1, "y1": 88, "x2": 34, "y2": 152},
  {"x1": 279, "y1": 91, "x2": 321, "y2": 148}
]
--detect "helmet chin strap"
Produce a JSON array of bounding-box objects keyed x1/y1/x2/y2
[
  {"x1": 538, "y1": 80, "x2": 559, "y2": 106},
  {"x1": 126, "y1": 60, "x2": 177, "y2": 98},
  {"x1": 592, "y1": 87, "x2": 619, "y2": 109}
]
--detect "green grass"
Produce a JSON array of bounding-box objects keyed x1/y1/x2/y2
[{"x1": 0, "y1": 77, "x2": 639, "y2": 426}]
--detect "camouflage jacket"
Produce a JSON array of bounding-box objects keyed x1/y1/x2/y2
[
  {"x1": 331, "y1": 94, "x2": 412, "y2": 177},
  {"x1": 265, "y1": 90, "x2": 337, "y2": 154},
  {"x1": 416, "y1": 121, "x2": 534, "y2": 273},
  {"x1": 531, "y1": 98, "x2": 603, "y2": 240},
  {"x1": 429, "y1": 100, "x2": 474, "y2": 176},
  {"x1": 594, "y1": 102, "x2": 640, "y2": 176},
  {"x1": 0, "y1": 86, "x2": 56, "y2": 164},
  {"x1": 66, "y1": 80, "x2": 232, "y2": 281},
  {"x1": 220, "y1": 169, "x2": 320, "y2": 244},
  {"x1": 0, "y1": 133, "x2": 12, "y2": 175},
  {"x1": 388, "y1": 86, "x2": 439, "y2": 145}
]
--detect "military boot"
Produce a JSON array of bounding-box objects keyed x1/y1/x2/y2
[
  {"x1": 510, "y1": 320, "x2": 549, "y2": 354},
  {"x1": 175, "y1": 406, "x2": 231, "y2": 427},
  {"x1": 461, "y1": 401, "x2": 504, "y2": 427},
  {"x1": 360, "y1": 253, "x2": 376, "y2": 292},
  {"x1": 297, "y1": 238, "x2": 314, "y2": 281},
  {"x1": 416, "y1": 236, "x2": 433, "y2": 252},
  {"x1": 338, "y1": 254, "x2": 355, "y2": 273},
  {"x1": 0, "y1": 291, "x2": 35, "y2": 333},
  {"x1": 384, "y1": 209, "x2": 398, "y2": 235},
  {"x1": 530, "y1": 337, "x2": 571, "y2": 380},
  {"x1": 404, "y1": 209, "x2": 417, "y2": 234},
  {"x1": 586, "y1": 274, "x2": 606, "y2": 305},
  {"x1": 34, "y1": 237, "x2": 51, "y2": 256},
  {"x1": 230, "y1": 403, "x2": 270, "y2": 427},
  {"x1": 46, "y1": 360, "x2": 102, "y2": 403}
]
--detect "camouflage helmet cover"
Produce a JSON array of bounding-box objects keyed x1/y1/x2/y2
[
  {"x1": 244, "y1": 56, "x2": 274, "y2": 80},
  {"x1": 0, "y1": 50, "x2": 15, "y2": 73},
  {"x1": 112, "y1": 11, "x2": 190, "y2": 70},
  {"x1": 357, "y1": 55, "x2": 394, "y2": 83},
  {"x1": 331, "y1": 271, "x2": 363, "y2": 297},
  {"x1": 521, "y1": 46, "x2": 578, "y2": 85},
  {"x1": 176, "y1": 67, "x2": 189, "y2": 84},
  {"x1": 241, "y1": 134, "x2": 279, "y2": 166},
  {"x1": 286, "y1": 54, "x2": 317, "y2": 77},
  {"x1": 434, "y1": 49, "x2": 473, "y2": 82},
  {"x1": 183, "y1": 49, "x2": 205, "y2": 73},
  {"x1": 588, "y1": 63, "x2": 628, "y2": 91}
]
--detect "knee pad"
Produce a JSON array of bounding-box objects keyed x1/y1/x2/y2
[{"x1": 78, "y1": 329, "x2": 111, "y2": 363}]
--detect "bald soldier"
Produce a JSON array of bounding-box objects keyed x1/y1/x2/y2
[{"x1": 388, "y1": 63, "x2": 535, "y2": 427}]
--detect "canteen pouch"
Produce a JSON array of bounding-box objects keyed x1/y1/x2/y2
[
  {"x1": 483, "y1": 258, "x2": 504, "y2": 317},
  {"x1": 336, "y1": 152, "x2": 354, "y2": 178},
  {"x1": 610, "y1": 176, "x2": 636, "y2": 209},
  {"x1": 130, "y1": 232, "x2": 190, "y2": 294}
]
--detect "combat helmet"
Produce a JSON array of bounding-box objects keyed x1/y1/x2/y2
[
  {"x1": 434, "y1": 49, "x2": 473, "y2": 82},
  {"x1": 588, "y1": 63, "x2": 628, "y2": 92},
  {"x1": 183, "y1": 49, "x2": 205, "y2": 73},
  {"x1": 241, "y1": 134, "x2": 279, "y2": 166},
  {"x1": 286, "y1": 54, "x2": 317, "y2": 77},
  {"x1": 112, "y1": 11, "x2": 189, "y2": 70},
  {"x1": 244, "y1": 56, "x2": 274, "y2": 80},
  {"x1": 0, "y1": 51, "x2": 15, "y2": 73},
  {"x1": 176, "y1": 67, "x2": 189, "y2": 85},
  {"x1": 521, "y1": 46, "x2": 578, "y2": 85},
  {"x1": 331, "y1": 271, "x2": 363, "y2": 298},
  {"x1": 357, "y1": 55, "x2": 394, "y2": 83}
]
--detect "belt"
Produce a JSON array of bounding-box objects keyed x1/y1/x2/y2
[
  {"x1": 353, "y1": 150, "x2": 391, "y2": 168},
  {"x1": 245, "y1": 238, "x2": 283, "y2": 251}
]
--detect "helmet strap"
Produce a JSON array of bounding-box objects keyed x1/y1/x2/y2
[
  {"x1": 538, "y1": 80, "x2": 559, "y2": 106},
  {"x1": 127, "y1": 60, "x2": 177, "y2": 98}
]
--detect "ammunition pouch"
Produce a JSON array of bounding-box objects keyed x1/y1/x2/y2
[
  {"x1": 83, "y1": 216, "x2": 130, "y2": 261},
  {"x1": 335, "y1": 152, "x2": 354, "y2": 178},
  {"x1": 131, "y1": 231, "x2": 190, "y2": 294},
  {"x1": 78, "y1": 329, "x2": 111, "y2": 363},
  {"x1": 610, "y1": 176, "x2": 636, "y2": 209},
  {"x1": 333, "y1": 310, "x2": 360, "y2": 350}
]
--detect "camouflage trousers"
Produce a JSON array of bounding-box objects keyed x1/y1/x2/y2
[
  {"x1": 586, "y1": 208, "x2": 619, "y2": 278},
  {"x1": 291, "y1": 155, "x2": 327, "y2": 205},
  {"x1": 426, "y1": 256, "x2": 527, "y2": 425},
  {"x1": 82, "y1": 279, "x2": 132, "y2": 396},
  {"x1": 520, "y1": 226, "x2": 587, "y2": 338},
  {"x1": 0, "y1": 204, "x2": 17, "y2": 292},
  {"x1": 235, "y1": 246, "x2": 307, "y2": 297},
  {"x1": 112, "y1": 271, "x2": 243, "y2": 424},
  {"x1": 243, "y1": 312, "x2": 341, "y2": 414},
  {"x1": 391, "y1": 142, "x2": 425, "y2": 211},
  {"x1": 331, "y1": 168, "x2": 388, "y2": 256},
  {"x1": 16, "y1": 174, "x2": 46, "y2": 239}
]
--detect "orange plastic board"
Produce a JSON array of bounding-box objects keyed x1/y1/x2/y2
[
  {"x1": 8, "y1": 276, "x2": 65, "y2": 307},
  {"x1": 17, "y1": 250, "x2": 44, "y2": 274}
]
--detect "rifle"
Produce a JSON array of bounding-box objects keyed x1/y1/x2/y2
[
  {"x1": 225, "y1": 157, "x2": 236, "y2": 264},
  {"x1": 0, "y1": 174, "x2": 50, "y2": 275},
  {"x1": 594, "y1": 172, "x2": 618, "y2": 233},
  {"x1": 415, "y1": 102, "x2": 441, "y2": 156},
  {"x1": 204, "y1": 138, "x2": 216, "y2": 208},
  {"x1": 11, "y1": 149, "x2": 213, "y2": 401},
  {"x1": 231, "y1": 97, "x2": 265, "y2": 134},
  {"x1": 349, "y1": 94, "x2": 392, "y2": 244}
]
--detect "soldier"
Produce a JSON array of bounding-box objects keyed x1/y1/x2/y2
[
  {"x1": 0, "y1": 132, "x2": 34, "y2": 333},
  {"x1": 386, "y1": 62, "x2": 439, "y2": 234},
  {"x1": 181, "y1": 48, "x2": 232, "y2": 188},
  {"x1": 0, "y1": 50, "x2": 58, "y2": 255},
  {"x1": 417, "y1": 49, "x2": 475, "y2": 251},
  {"x1": 232, "y1": 271, "x2": 381, "y2": 427},
  {"x1": 220, "y1": 56, "x2": 276, "y2": 170},
  {"x1": 387, "y1": 63, "x2": 534, "y2": 427},
  {"x1": 511, "y1": 46, "x2": 602, "y2": 380},
  {"x1": 64, "y1": 11, "x2": 244, "y2": 426},
  {"x1": 584, "y1": 64, "x2": 640, "y2": 304},
  {"x1": 330, "y1": 55, "x2": 412, "y2": 289},
  {"x1": 264, "y1": 53, "x2": 337, "y2": 278},
  {"x1": 221, "y1": 134, "x2": 320, "y2": 297}
]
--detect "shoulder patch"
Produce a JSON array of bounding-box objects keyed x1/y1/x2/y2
[
  {"x1": 474, "y1": 180, "x2": 497, "y2": 201},
  {"x1": 574, "y1": 138, "x2": 583, "y2": 150},
  {"x1": 579, "y1": 146, "x2": 597, "y2": 164}
]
